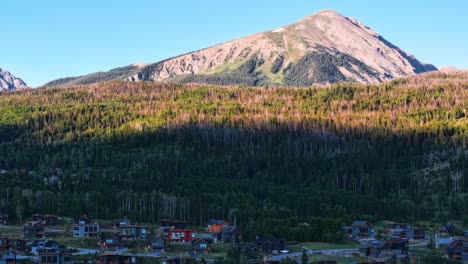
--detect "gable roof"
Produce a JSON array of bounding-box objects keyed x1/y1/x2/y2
[
  {"x1": 352, "y1": 221, "x2": 373, "y2": 227},
  {"x1": 222, "y1": 225, "x2": 238, "y2": 233},
  {"x1": 208, "y1": 219, "x2": 226, "y2": 225}
]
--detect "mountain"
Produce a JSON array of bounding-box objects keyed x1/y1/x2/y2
[
  {"x1": 45, "y1": 9, "x2": 437, "y2": 87},
  {"x1": 0, "y1": 68, "x2": 28, "y2": 91},
  {"x1": 440, "y1": 66, "x2": 468, "y2": 73}
]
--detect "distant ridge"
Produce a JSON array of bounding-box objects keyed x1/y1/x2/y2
[{"x1": 45, "y1": 9, "x2": 437, "y2": 87}]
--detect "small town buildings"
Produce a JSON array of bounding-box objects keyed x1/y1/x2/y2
[
  {"x1": 447, "y1": 239, "x2": 468, "y2": 261},
  {"x1": 31, "y1": 240, "x2": 61, "y2": 255},
  {"x1": 344, "y1": 221, "x2": 375, "y2": 239},
  {"x1": 38, "y1": 252, "x2": 72, "y2": 264},
  {"x1": 160, "y1": 219, "x2": 187, "y2": 235},
  {"x1": 115, "y1": 217, "x2": 132, "y2": 228},
  {"x1": 190, "y1": 238, "x2": 214, "y2": 256},
  {"x1": 440, "y1": 223, "x2": 457, "y2": 237},
  {"x1": 254, "y1": 237, "x2": 284, "y2": 253},
  {"x1": 167, "y1": 229, "x2": 196, "y2": 243},
  {"x1": 32, "y1": 214, "x2": 59, "y2": 226},
  {"x1": 72, "y1": 215, "x2": 100, "y2": 237},
  {"x1": 146, "y1": 236, "x2": 166, "y2": 253},
  {"x1": 100, "y1": 234, "x2": 125, "y2": 250},
  {"x1": 0, "y1": 213, "x2": 8, "y2": 225},
  {"x1": 98, "y1": 254, "x2": 137, "y2": 264},
  {"x1": 221, "y1": 225, "x2": 240, "y2": 243},
  {"x1": 24, "y1": 222, "x2": 45, "y2": 239},
  {"x1": 0, "y1": 248, "x2": 21, "y2": 264},
  {"x1": 207, "y1": 219, "x2": 229, "y2": 233},
  {"x1": 119, "y1": 225, "x2": 149, "y2": 240}
]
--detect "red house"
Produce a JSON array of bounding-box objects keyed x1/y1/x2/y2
[{"x1": 168, "y1": 229, "x2": 196, "y2": 243}]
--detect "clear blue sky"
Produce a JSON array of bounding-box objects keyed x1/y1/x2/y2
[{"x1": 2, "y1": 0, "x2": 467, "y2": 87}]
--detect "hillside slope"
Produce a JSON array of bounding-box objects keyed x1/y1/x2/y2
[{"x1": 45, "y1": 10, "x2": 437, "y2": 87}]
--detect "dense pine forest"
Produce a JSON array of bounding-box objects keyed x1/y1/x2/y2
[{"x1": 0, "y1": 72, "x2": 467, "y2": 242}]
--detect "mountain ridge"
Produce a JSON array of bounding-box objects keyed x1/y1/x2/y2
[
  {"x1": 45, "y1": 9, "x2": 437, "y2": 87},
  {"x1": 0, "y1": 68, "x2": 28, "y2": 91}
]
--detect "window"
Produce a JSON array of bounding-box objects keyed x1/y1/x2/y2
[
  {"x1": 106, "y1": 239, "x2": 114, "y2": 244},
  {"x1": 200, "y1": 243, "x2": 207, "y2": 248},
  {"x1": 79, "y1": 221, "x2": 85, "y2": 224},
  {"x1": 181, "y1": 233, "x2": 185, "y2": 238},
  {"x1": 41, "y1": 256, "x2": 47, "y2": 262},
  {"x1": 74, "y1": 227, "x2": 79, "y2": 231},
  {"x1": 53, "y1": 256, "x2": 58, "y2": 263},
  {"x1": 191, "y1": 233, "x2": 196, "y2": 238},
  {"x1": 64, "y1": 257, "x2": 71, "y2": 261},
  {"x1": 85, "y1": 227, "x2": 89, "y2": 232}
]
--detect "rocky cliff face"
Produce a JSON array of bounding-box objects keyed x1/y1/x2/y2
[
  {"x1": 46, "y1": 9, "x2": 437, "y2": 87},
  {"x1": 0, "y1": 68, "x2": 28, "y2": 91}
]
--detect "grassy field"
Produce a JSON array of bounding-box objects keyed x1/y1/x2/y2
[{"x1": 289, "y1": 241, "x2": 360, "y2": 252}]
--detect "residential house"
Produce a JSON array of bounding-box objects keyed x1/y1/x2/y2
[
  {"x1": 190, "y1": 238, "x2": 214, "y2": 256},
  {"x1": 254, "y1": 237, "x2": 284, "y2": 253},
  {"x1": 100, "y1": 234, "x2": 125, "y2": 250},
  {"x1": 359, "y1": 238, "x2": 409, "y2": 258},
  {"x1": 119, "y1": 225, "x2": 149, "y2": 240},
  {"x1": 392, "y1": 227, "x2": 425, "y2": 240},
  {"x1": 0, "y1": 213, "x2": 8, "y2": 225},
  {"x1": 72, "y1": 215, "x2": 99, "y2": 237},
  {"x1": 447, "y1": 239, "x2": 468, "y2": 261},
  {"x1": 98, "y1": 254, "x2": 138, "y2": 264},
  {"x1": 0, "y1": 239, "x2": 27, "y2": 252},
  {"x1": 221, "y1": 225, "x2": 240, "y2": 243},
  {"x1": 167, "y1": 229, "x2": 196, "y2": 243},
  {"x1": 31, "y1": 240, "x2": 61, "y2": 255},
  {"x1": 0, "y1": 248, "x2": 21, "y2": 264},
  {"x1": 344, "y1": 221, "x2": 375, "y2": 239},
  {"x1": 115, "y1": 217, "x2": 132, "y2": 228},
  {"x1": 440, "y1": 223, "x2": 457, "y2": 237},
  {"x1": 38, "y1": 252, "x2": 72, "y2": 264},
  {"x1": 32, "y1": 214, "x2": 58, "y2": 227},
  {"x1": 386, "y1": 223, "x2": 412, "y2": 230},
  {"x1": 160, "y1": 219, "x2": 187, "y2": 235},
  {"x1": 207, "y1": 219, "x2": 229, "y2": 233},
  {"x1": 146, "y1": 236, "x2": 166, "y2": 253},
  {"x1": 24, "y1": 222, "x2": 45, "y2": 239},
  {"x1": 160, "y1": 258, "x2": 180, "y2": 264},
  {"x1": 6, "y1": 240, "x2": 27, "y2": 252}
]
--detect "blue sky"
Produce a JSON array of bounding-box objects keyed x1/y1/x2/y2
[{"x1": 2, "y1": 0, "x2": 467, "y2": 87}]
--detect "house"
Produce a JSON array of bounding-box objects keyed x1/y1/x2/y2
[
  {"x1": 38, "y1": 252, "x2": 72, "y2": 264},
  {"x1": 72, "y1": 215, "x2": 100, "y2": 237},
  {"x1": 359, "y1": 238, "x2": 408, "y2": 258},
  {"x1": 254, "y1": 237, "x2": 284, "y2": 253},
  {"x1": 0, "y1": 248, "x2": 21, "y2": 264},
  {"x1": 31, "y1": 240, "x2": 61, "y2": 255},
  {"x1": 160, "y1": 219, "x2": 187, "y2": 235},
  {"x1": 146, "y1": 236, "x2": 166, "y2": 253},
  {"x1": 32, "y1": 214, "x2": 58, "y2": 226},
  {"x1": 100, "y1": 234, "x2": 125, "y2": 250},
  {"x1": 221, "y1": 225, "x2": 240, "y2": 243},
  {"x1": 0, "y1": 213, "x2": 8, "y2": 225},
  {"x1": 98, "y1": 254, "x2": 138, "y2": 264},
  {"x1": 392, "y1": 227, "x2": 425, "y2": 240},
  {"x1": 344, "y1": 221, "x2": 375, "y2": 239},
  {"x1": 115, "y1": 217, "x2": 132, "y2": 228},
  {"x1": 6, "y1": 240, "x2": 27, "y2": 252},
  {"x1": 447, "y1": 239, "x2": 468, "y2": 261},
  {"x1": 24, "y1": 222, "x2": 45, "y2": 238},
  {"x1": 207, "y1": 219, "x2": 229, "y2": 233},
  {"x1": 190, "y1": 238, "x2": 214, "y2": 256},
  {"x1": 160, "y1": 257, "x2": 180, "y2": 264},
  {"x1": 119, "y1": 225, "x2": 150, "y2": 240},
  {"x1": 386, "y1": 223, "x2": 412, "y2": 230},
  {"x1": 440, "y1": 223, "x2": 457, "y2": 236},
  {"x1": 168, "y1": 229, "x2": 196, "y2": 243}
]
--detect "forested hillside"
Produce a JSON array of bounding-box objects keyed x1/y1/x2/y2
[{"x1": 0, "y1": 72, "x2": 467, "y2": 242}]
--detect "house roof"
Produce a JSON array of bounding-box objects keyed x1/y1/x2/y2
[
  {"x1": 222, "y1": 225, "x2": 238, "y2": 233},
  {"x1": 208, "y1": 219, "x2": 226, "y2": 225},
  {"x1": 352, "y1": 221, "x2": 373, "y2": 227}
]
